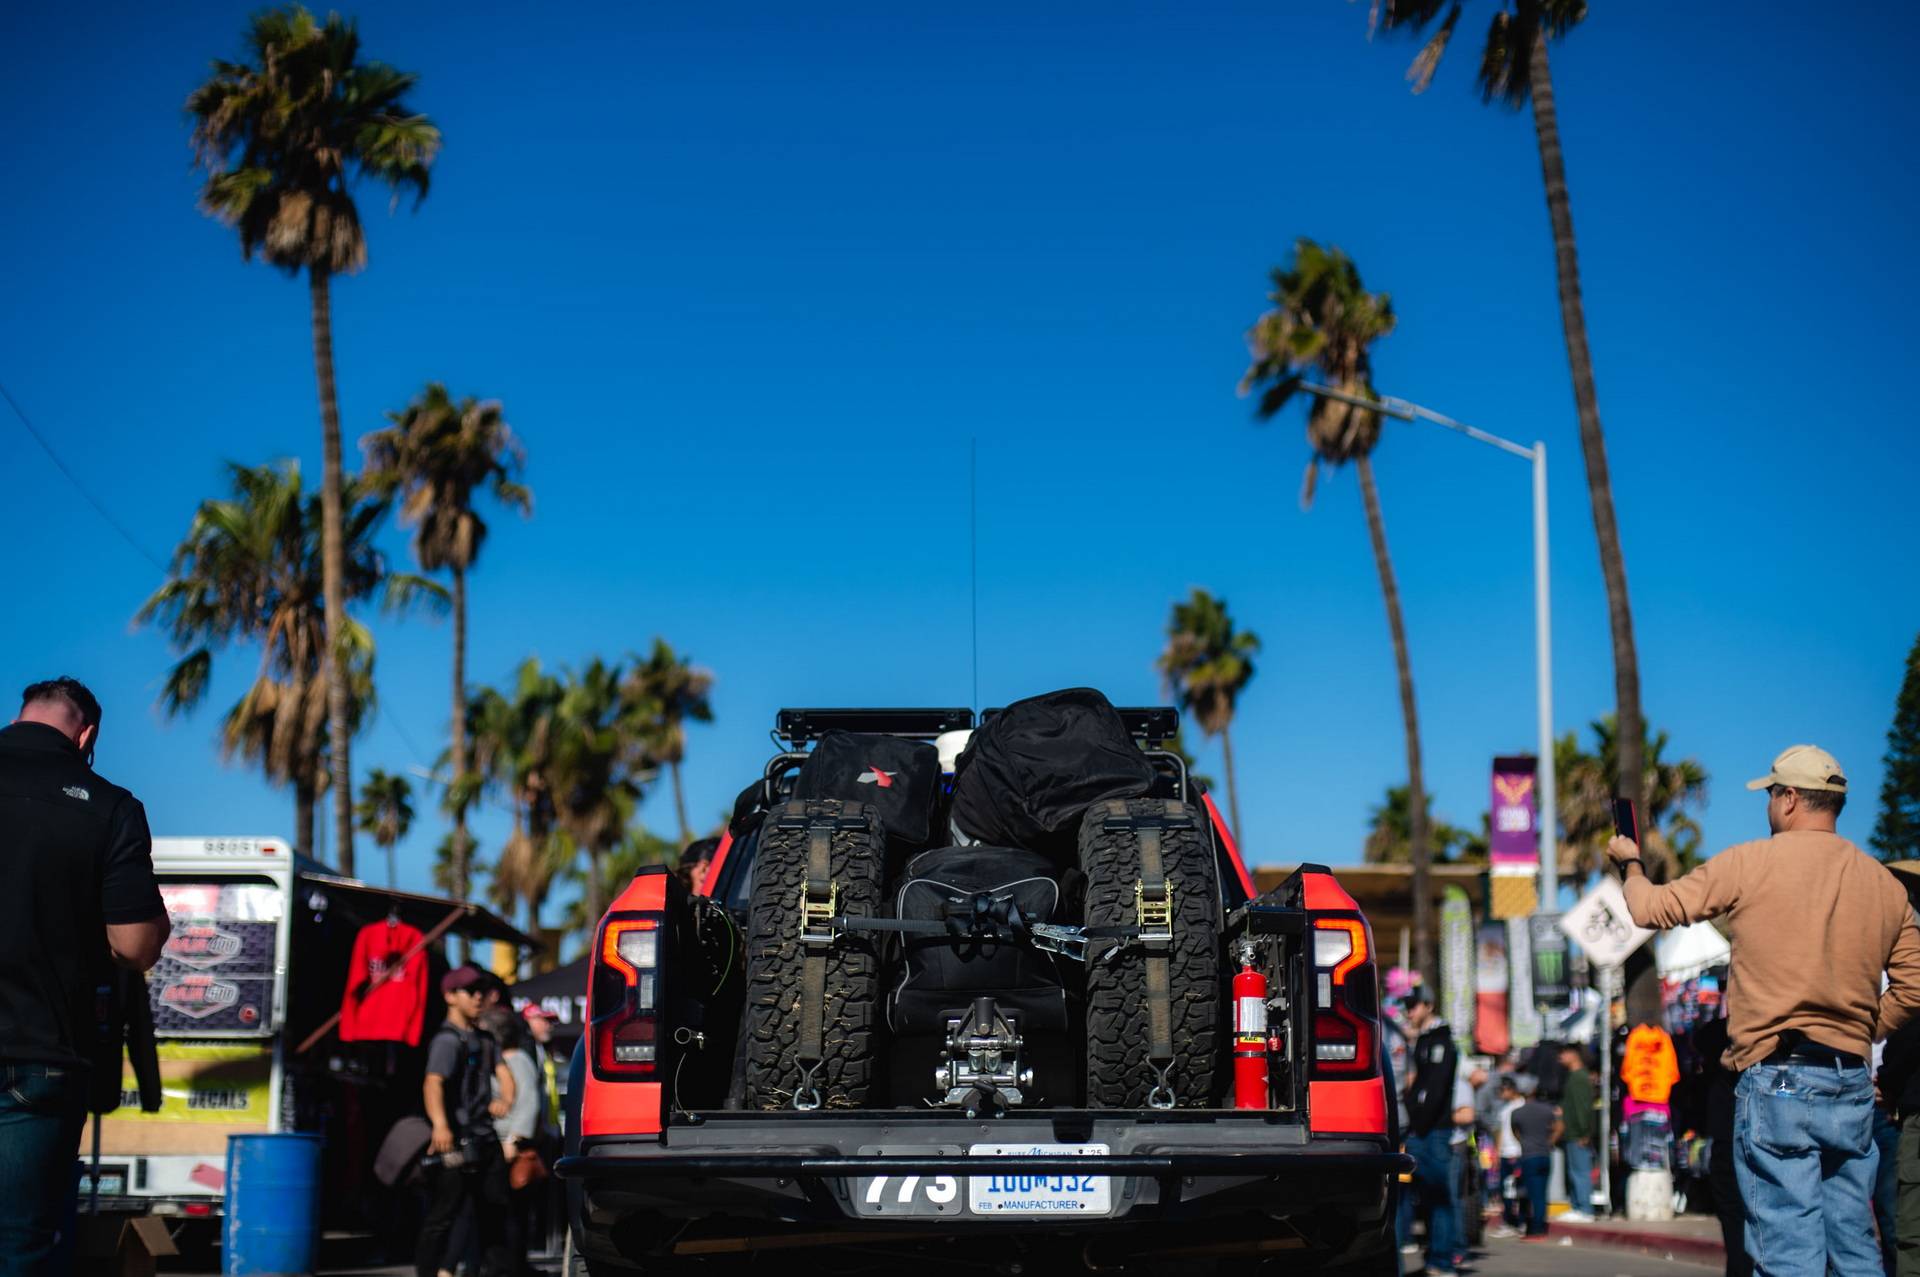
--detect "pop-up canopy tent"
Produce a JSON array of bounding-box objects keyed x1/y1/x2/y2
[
  {"x1": 1885, "y1": 861, "x2": 1920, "y2": 911},
  {"x1": 1654, "y1": 921, "x2": 1731, "y2": 981}
]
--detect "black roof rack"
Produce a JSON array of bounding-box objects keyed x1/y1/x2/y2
[{"x1": 775, "y1": 707, "x2": 975, "y2": 745}]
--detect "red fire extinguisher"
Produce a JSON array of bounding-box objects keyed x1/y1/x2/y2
[{"x1": 1233, "y1": 946, "x2": 1269, "y2": 1110}]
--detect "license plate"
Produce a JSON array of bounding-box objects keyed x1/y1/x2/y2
[
  {"x1": 967, "y1": 1143, "x2": 1111, "y2": 1215},
  {"x1": 851, "y1": 1145, "x2": 966, "y2": 1217},
  {"x1": 852, "y1": 1170, "x2": 967, "y2": 1216},
  {"x1": 79, "y1": 1171, "x2": 127, "y2": 1197}
]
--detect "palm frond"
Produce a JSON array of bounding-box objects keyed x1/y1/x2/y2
[{"x1": 382, "y1": 571, "x2": 451, "y2": 617}]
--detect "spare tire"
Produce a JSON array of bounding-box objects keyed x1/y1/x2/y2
[
  {"x1": 740, "y1": 799, "x2": 887, "y2": 1109},
  {"x1": 1081, "y1": 797, "x2": 1223, "y2": 1108}
]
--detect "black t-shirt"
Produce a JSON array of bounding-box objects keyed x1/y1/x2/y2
[
  {"x1": 1510, "y1": 1098, "x2": 1557, "y2": 1159},
  {"x1": 0, "y1": 722, "x2": 165, "y2": 1067},
  {"x1": 425, "y1": 1021, "x2": 501, "y2": 1140}
]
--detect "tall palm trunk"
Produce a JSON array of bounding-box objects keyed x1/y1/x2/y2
[
  {"x1": 449, "y1": 563, "x2": 470, "y2": 899},
  {"x1": 584, "y1": 846, "x2": 608, "y2": 932},
  {"x1": 671, "y1": 758, "x2": 691, "y2": 846},
  {"x1": 1528, "y1": 37, "x2": 1643, "y2": 819},
  {"x1": 1356, "y1": 455, "x2": 1434, "y2": 987},
  {"x1": 1529, "y1": 33, "x2": 1654, "y2": 1024},
  {"x1": 311, "y1": 265, "x2": 355, "y2": 877},
  {"x1": 294, "y1": 775, "x2": 316, "y2": 860},
  {"x1": 1220, "y1": 724, "x2": 1244, "y2": 846}
]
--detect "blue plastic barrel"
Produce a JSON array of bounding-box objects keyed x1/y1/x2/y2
[{"x1": 223, "y1": 1133, "x2": 323, "y2": 1275}]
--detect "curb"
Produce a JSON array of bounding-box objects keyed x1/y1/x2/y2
[{"x1": 1549, "y1": 1218, "x2": 1726, "y2": 1265}]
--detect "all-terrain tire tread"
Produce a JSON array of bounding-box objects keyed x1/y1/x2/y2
[
  {"x1": 1081, "y1": 797, "x2": 1223, "y2": 1108},
  {"x1": 740, "y1": 799, "x2": 887, "y2": 1110}
]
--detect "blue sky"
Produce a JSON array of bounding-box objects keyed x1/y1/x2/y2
[{"x1": 3, "y1": 2, "x2": 1917, "y2": 931}]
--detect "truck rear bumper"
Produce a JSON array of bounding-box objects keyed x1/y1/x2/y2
[{"x1": 561, "y1": 1112, "x2": 1406, "y2": 1268}]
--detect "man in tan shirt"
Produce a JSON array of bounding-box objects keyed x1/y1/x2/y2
[{"x1": 1608, "y1": 744, "x2": 1920, "y2": 1276}]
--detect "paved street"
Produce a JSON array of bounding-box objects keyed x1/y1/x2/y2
[
  {"x1": 170, "y1": 1235, "x2": 1718, "y2": 1276},
  {"x1": 1452, "y1": 1234, "x2": 1716, "y2": 1275}
]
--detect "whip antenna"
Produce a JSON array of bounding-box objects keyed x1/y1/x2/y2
[{"x1": 969, "y1": 436, "x2": 979, "y2": 710}]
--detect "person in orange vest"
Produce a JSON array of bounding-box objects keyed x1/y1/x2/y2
[
  {"x1": 1622, "y1": 1024, "x2": 1680, "y2": 1106},
  {"x1": 1610, "y1": 745, "x2": 1920, "y2": 1277}
]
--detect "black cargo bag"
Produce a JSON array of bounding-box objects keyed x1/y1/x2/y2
[
  {"x1": 791, "y1": 731, "x2": 941, "y2": 847},
  {"x1": 888, "y1": 845, "x2": 1068, "y2": 1035},
  {"x1": 950, "y1": 687, "x2": 1154, "y2": 856}
]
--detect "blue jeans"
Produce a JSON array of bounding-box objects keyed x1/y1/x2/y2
[
  {"x1": 1407, "y1": 1128, "x2": 1462, "y2": 1271},
  {"x1": 1734, "y1": 1061, "x2": 1881, "y2": 1277},
  {"x1": 1563, "y1": 1139, "x2": 1595, "y2": 1211},
  {"x1": 0, "y1": 1062, "x2": 87, "y2": 1276},
  {"x1": 1519, "y1": 1153, "x2": 1551, "y2": 1235}
]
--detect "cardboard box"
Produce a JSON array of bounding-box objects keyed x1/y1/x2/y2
[{"x1": 74, "y1": 1214, "x2": 178, "y2": 1277}]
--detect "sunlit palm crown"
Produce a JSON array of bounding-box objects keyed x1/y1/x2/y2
[
  {"x1": 1157, "y1": 588, "x2": 1260, "y2": 739},
  {"x1": 361, "y1": 383, "x2": 530, "y2": 573},
  {"x1": 1240, "y1": 239, "x2": 1395, "y2": 507},
  {"x1": 137, "y1": 461, "x2": 390, "y2": 782},
  {"x1": 463, "y1": 657, "x2": 663, "y2": 921},
  {"x1": 1373, "y1": 0, "x2": 1588, "y2": 103},
  {"x1": 186, "y1": 5, "x2": 438, "y2": 275},
  {"x1": 355, "y1": 768, "x2": 415, "y2": 846},
  {"x1": 622, "y1": 638, "x2": 715, "y2": 767}
]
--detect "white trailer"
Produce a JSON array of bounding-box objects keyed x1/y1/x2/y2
[{"x1": 81, "y1": 836, "x2": 530, "y2": 1237}]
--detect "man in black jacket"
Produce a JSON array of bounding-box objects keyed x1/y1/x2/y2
[
  {"x1": 1401, "y1": 989, "x2": 1464, "y2": 1273},
  {"x1": 0, "y1": 677, "x2": 169, "y2": 1274},
  {"x1": 1879, "y1": 1013, "x2": 1920, "y2": 1275}
]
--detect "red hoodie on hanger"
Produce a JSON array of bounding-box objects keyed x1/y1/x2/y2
[{"x1": 339, "y1": 918, "x2": 428, "y2": 1045}]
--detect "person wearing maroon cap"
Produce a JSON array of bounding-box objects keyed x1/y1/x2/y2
[{"x1": 417, "y1": 965, "x2": 516, "y2": 1277}]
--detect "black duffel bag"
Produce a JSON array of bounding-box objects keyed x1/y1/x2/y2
[
  {"x1": 791, "y1": 730, "x2": 941, "y2": 847},
  {"x1": 889, "y1": 845, "x2": 1068, "y2": 1035},
  {"x1": 950, "y1": 687, "x2": 1154, "y2": 857}
]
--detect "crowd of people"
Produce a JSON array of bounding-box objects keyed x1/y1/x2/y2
[
  {"x1": 1390, "y1": 989, "x2": 1602, "y2": 1274},
  {"x1": 1394, "y1": 743, "x2": 1920, "y2": 1277},
  {"x1": 402, "y1": 964, "x2": 563, "y2": 1277}
]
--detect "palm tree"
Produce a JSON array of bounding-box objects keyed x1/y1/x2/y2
[
  {"x1": 363, "y1": 384, "x2": 531, "y2": 900},
  {"x1": 1238, "y1": 240, "x2": 1439, "y2": 985},
  {"x1": 354, "y1": 768, "x2": 414, "y2": 888},
  {"x1": 1156, "y1": 589, "x2": 1261, "y2": 839},
  {"x1": 550, "y1": 658, "x2": 650, "y2": 928},
  {"x1": 1365, "y1": 785, "x2": 1468, "y2": 866},
  {"x1": 1370, "y1": 0, "x2": 1647, "y2": 821},
  {"x1": 187, "y1": 6, "x2": 440, "y2": 878},
  {"x1": 465, "y1": 663, "x2": 574, "y2": 933},
  {"x1": 560, "y1": 826, "x2": 677, "y2": 938},
  {"x1": 622, "y1": 639, "x2": 714, "y2": 844},
  {"x1": 1552, "y1": 716, "x2": 1708, "y2": 882},
  {"x1": 138, "y1": 461, "x2": 436, "y2": 858}
]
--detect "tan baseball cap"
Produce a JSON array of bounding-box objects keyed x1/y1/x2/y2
[{"x1": 1745, "y1": 744, "x2": 1848, "y2": 794}]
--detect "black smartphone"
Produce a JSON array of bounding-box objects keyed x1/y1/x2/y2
[{"x1": 1612, "y1": 798, "x2": 1638, "y2": 841}]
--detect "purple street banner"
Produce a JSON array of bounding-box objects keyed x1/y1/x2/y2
[{"x1": 1489, "y1": 754, "x2": 1539, "y2": 875}]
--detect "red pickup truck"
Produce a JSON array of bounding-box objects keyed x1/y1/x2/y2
[{"x1": 559, "y1": 705, "x2": 1405, "y2": 1275}]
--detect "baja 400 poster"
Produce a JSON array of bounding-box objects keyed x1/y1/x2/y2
[{"x1": 151, "y1": 882, "x2": 282, "y2": 1035}]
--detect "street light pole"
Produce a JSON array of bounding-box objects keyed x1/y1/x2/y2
[
  {"x1": 1533, "y1": 443, "x2": 1558, "y2": 908},
  {"x1": 1295, "y1": 383, "x2": 1557, "y2": 903}
]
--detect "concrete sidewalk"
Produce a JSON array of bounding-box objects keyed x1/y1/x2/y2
[{"x1": 1547, "y1": 1213, "x2": 1725, "y2": 1265}]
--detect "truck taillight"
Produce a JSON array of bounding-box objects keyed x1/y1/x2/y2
[
  {"x1": 1310, "y1": 915, "x2": 1378, "y2": 1080},
  {"x1": 591, "y1": 912, "x2": 664, "y2": 1079}
]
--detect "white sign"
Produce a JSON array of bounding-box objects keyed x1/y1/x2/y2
[{"x1": 1558, "y1": 877, "x2": 1655, "y2": 969}]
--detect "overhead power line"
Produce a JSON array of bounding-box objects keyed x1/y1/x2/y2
[{"x1": 0, "y1": 378, "x2": 169, "y2": 572}]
